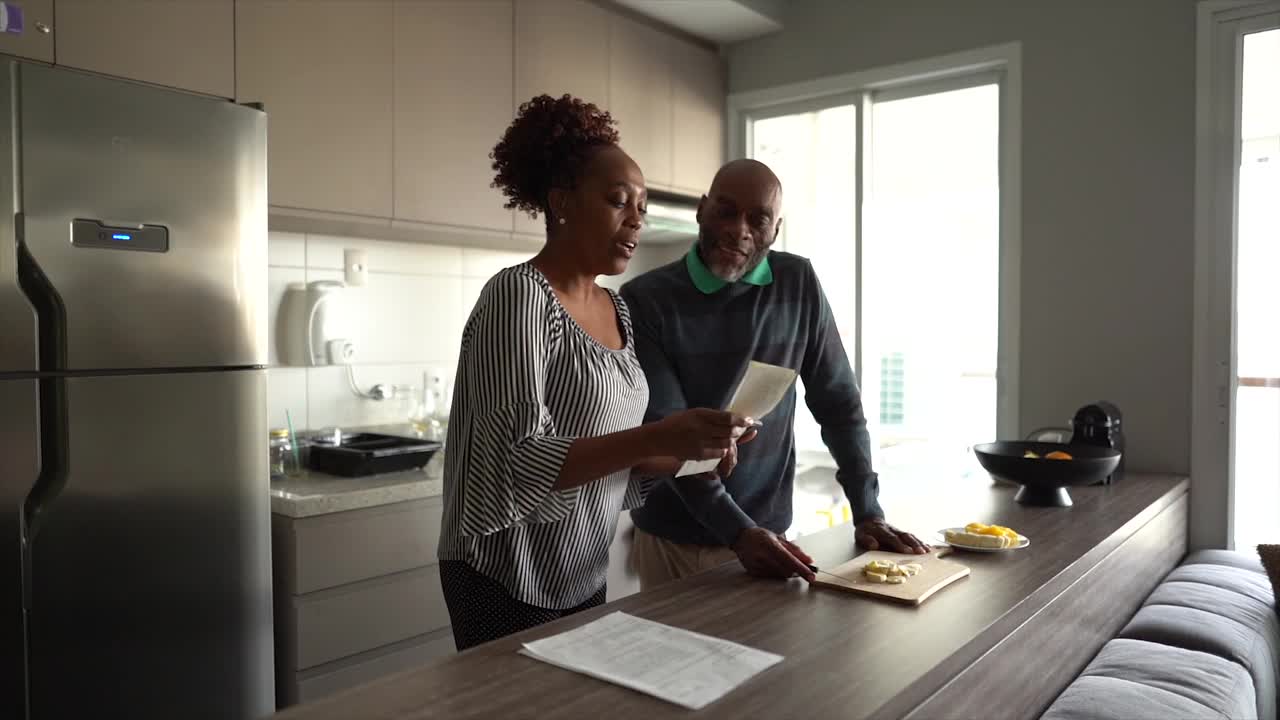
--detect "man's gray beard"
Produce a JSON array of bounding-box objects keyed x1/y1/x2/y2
[
  {"x1": 698, "y1": 229, "x2": 749, "y2": 282},
  {"x1": 713, "y1": 264, "x2": 747, "y2": 282}
]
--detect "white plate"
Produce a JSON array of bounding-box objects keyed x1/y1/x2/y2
[{"x1": 937, "y1": 527, "x2": 1030, "y2": 552}]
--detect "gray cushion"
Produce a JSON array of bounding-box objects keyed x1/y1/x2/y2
[
  {"x1": 1163, "y1": 563, "x2": 1276, "y2": 607},
  {"x1": 1041, "y1": 639, "x2": 1257, "y2": 720},
  {"x1": 1121, "y1": 575, "x2": 1278, "y2": 720},
  {"x1": 1146, "y1": 581, "x2": 1279, "y2": 642},
  {"x1": 1184, "y1": 549, "x2": 1268, "y2": 576}
]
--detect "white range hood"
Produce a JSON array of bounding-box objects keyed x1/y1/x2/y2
[
  {"x1": 608, "y1": 0, "x2": 785, "y2": 45},
  {"x1": 642, "y1": 190, "x2": 700, "y2": 244}
]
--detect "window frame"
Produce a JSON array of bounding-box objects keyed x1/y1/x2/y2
[
  {"x1": 1192, "y1": 0, "x2": 1280, "y2": 550},
  {"x1": 726, "y1": 42, "x2": 1023, "y2": 448}
]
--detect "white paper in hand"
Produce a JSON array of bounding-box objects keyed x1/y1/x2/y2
[
  {"x1": 674, "y1": 361, "x2": 798, "y2": 478},
  {"x1": 674, "y1": 456, "x2": 722, "y2": 478},
  {"x1": 724, "y1": 360, "x2": 800, "y2": 421}
]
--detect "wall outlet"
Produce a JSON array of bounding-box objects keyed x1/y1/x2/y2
[
  {"x1": 424, "y1": 367, "x2": 444, "y2": 390},
  {"x1": 326, "y1": 339, "x2": 357, "y2": 365},
  {"x1": 344, "y1": 249, "x2": 368, "y2": 286}
]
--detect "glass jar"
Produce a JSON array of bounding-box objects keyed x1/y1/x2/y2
[
  {"x1": 410, "y1": 375, "x2": 442, "y2": 440},
  {"x1": 429, "y1": 374, "x2": 451, "y2": 433},
  {"x1": 391, "y1": 384, "x2": 419, "y2": 426},
  {"x1": 269, "y1": 428, "x2": 297, "y2": 480}
]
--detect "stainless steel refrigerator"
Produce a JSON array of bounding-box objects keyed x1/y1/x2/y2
[{"x1": 0, "y1": 62, "x2": 274, "y2": 718}]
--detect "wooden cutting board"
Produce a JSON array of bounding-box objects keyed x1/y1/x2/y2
[{"x1": 809, "y1": 549, "x2": 970, "y2": 606}]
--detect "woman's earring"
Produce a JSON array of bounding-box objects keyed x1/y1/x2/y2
[{"x1": 558, "y1": 217, "x2": 566, "y2": 225}]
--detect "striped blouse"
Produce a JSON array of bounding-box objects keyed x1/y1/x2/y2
[{"x1": 437, "y1": 263, "x2": 654, "y2": 609}]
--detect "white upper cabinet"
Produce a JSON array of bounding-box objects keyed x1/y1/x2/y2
[
  {"x1": 236, "y1": 0, "x2": 395, "y2": 218},
  {"x1": 56, "y1": 0, "x2": 235, "y2": 98}
]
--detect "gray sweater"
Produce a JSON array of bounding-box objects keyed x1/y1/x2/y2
[{"x1": 620, "y1": 250, "x2": 884, "y2": 547}]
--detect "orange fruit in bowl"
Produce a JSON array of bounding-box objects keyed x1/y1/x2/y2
[{"x1": 1045, "y1": 451, "x2": 1073, "y2": 460}]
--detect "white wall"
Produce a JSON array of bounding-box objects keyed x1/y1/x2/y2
[
  {"x1": 727, "y1": 0, "x2": 1199, "y2": 475},
  {"x1": 266, "y1": 231, "x2": 687, "y2": 432}
]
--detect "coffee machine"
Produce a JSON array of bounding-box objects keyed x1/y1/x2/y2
[{"x1": 1070, "y1": 402, "x2": 1124, "y2": 484}]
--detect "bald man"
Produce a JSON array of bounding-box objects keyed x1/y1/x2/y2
[{"x1": 620, "y1": 159, "x2": 927, "y2": 590}]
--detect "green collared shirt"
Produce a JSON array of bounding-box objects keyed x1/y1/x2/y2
[{"x1": 684, "y1": 244, "x2": 773, "y2": 294}]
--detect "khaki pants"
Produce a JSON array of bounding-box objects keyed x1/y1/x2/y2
[{"x1": 629, "y1": 526, "x2": 739, "y2": 591}]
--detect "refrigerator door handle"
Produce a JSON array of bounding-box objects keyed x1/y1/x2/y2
[
  {"x1": 16, "y1": 214, "x2": 66, "y2": 372},
  {"x1": 16, "y1": 217, "x2": 70, "y2": 553},
  {"x1": 21, "y1": 373, "x2": 68, "y2": 560}
]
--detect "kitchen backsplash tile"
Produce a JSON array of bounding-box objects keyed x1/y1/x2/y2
[
  {"x1": 267, "y1": 231, "x2": 487, "y2": 432},
  {"x1": 375, "y1": 274, "x2": 464, "y2": 365},
  {"x1": 304, "y1": 363, "x2": 447, "y2": 430},
  {"x1": 460, "y1": 247, "x2": 534, "y2": 278},
  {"x1": 266, "y1": 231, "x2": 685, "y2": 434},
  {"x1": 268, "y1": 231, "x2": 307, "y2": 268},
  {"x1": 342, "y1": 273, "x2": 463, "y2": 365},
  {"x1": 267, "y1": 266, "x2": 305, "y2": 366},
  {"x1": 307, "y1": 233, "x2": 465, "y2": 276},
  {"x1": 267, "y1": 367, "x2": 308, "y2": 432},
  {"x1": 460, "y1": 277, "x2": 488, "y2": 324},
  {"x1": 294, "y1": 267, "x2": 462, "y2": 368}
]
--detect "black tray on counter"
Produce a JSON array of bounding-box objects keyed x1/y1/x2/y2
[{"x1": 307, "y1": 432, "x2": 442, "y2": 477}]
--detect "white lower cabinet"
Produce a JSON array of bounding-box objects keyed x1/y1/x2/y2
[{"x1": 271, "y1": 498, "x2": 455, "y2": 708}]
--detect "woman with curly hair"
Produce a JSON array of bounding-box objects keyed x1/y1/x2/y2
[{"x1": 436, "y1": 94, "x2": 750, "y2": 649}]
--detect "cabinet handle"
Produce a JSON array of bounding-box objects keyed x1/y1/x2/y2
[{"x1": 35, "y1": 22, "x2": 51, "y2": 34}]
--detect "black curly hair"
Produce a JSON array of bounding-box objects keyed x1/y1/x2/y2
[{"x1": 490, "y1": 94, "x2": 620, "y2": 225}]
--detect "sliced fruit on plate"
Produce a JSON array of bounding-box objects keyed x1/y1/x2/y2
[
  {"x1": 965, "y1": 522, "x2": 1021, "y2": 542},
  {"x1": 945, "y1": 529, "x2": 1014, "y2": 548}
]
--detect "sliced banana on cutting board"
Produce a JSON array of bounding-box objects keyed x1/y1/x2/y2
[{"x1": 861, "y1": 559, "x2": 923, "y2": 584}]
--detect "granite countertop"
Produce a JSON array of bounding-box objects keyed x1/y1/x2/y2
[{"x1": 269, "y1": 424, "x2": 445, "y2": 518}]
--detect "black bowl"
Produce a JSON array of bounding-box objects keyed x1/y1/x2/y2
[{"x1": 973, "y1": 441, "x2": 1122, "y2": 507}]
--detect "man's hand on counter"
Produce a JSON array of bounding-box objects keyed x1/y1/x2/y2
[
  {"x1": 855, "y1": 518, "x2": 930, "y2": 555},
  {"x1": 732, "y1": 527, "x2": 816, "y2": 582}
]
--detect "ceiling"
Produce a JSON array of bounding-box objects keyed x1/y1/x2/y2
[{"x1": 608, "y1": 0, "x2": 786, "y2": 46}]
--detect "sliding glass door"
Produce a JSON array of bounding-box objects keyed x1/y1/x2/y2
[
  {"x1": 751, "y1": 103, "x2": 858, "y2": 455},
  {"x1": 1195, "y1": 2, "x2": 1279, "y2": 550},
  {"x1": 745, "y1": 74, "x2": 1004, "y2": 517},
  {"x1": 1232, "y1": 21, "x2": 1280, "y2": 551},
  {"x1": 862, "y1": 82, "x2": 1000, "y2": 487}
]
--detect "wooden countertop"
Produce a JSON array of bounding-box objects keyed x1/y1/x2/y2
[{"x1": 272, "y1": 473, "x2": 1188, "y2": 720}]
